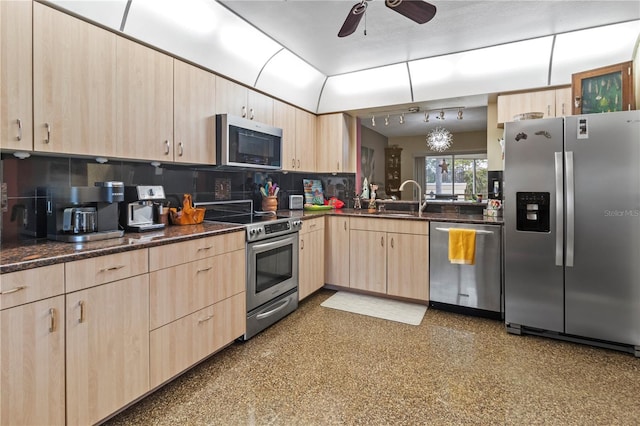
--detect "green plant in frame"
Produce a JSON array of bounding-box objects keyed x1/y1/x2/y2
[{"x1": 581, "y1": 71, "x2": 623, "y2": 114}]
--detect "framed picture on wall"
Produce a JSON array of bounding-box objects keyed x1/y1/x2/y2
[{"x1": 572, "y1": 61, "x2": 634, "y2": 115}]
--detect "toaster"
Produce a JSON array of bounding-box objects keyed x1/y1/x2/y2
[{"x1": 289, "y1": 195, "x2": 304, "y2": 210}]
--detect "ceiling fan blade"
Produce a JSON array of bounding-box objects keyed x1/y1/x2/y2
[
  {"x1": 385, "y1": 0, "x2": 436, "y2": 25},
  {"x1": 338, "y1": 1, "x2": 367, "y2": 37}
]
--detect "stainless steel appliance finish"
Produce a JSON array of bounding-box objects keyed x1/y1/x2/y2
[
  {"x1": 429, "y1": 221, "x2": 502, "y2": 314},
  {"x1": 121, "y1": 185, "x2": 166, "y2": 232},
  {"x1": 46, "y1": 181, "x2": 124, "y2": 242},
  {"x1": 504, "y1": 111, "x2": 640, "y2": 356},
  {"x1": 216, "y1": 114, "x2": 283, "y2": 169},
  {"x1": 197, "y1": 199, "x2": 302, "y2": 340}
]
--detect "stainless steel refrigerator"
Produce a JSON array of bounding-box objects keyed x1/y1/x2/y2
[{"x1": 504, "y1": 110, "x2": 640, "y2": 356}]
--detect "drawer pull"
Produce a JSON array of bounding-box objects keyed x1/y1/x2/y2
[
  {"x1": 100, "y1": 265, "x2": 125, "y2": 272},
  {"x1": 197, "y1": 267, "x2": 212, "y2": 273},
  {"x1": 381, "y1": 236, "x2": 384, "y2": 247},
  {"x1": 0, "y1": 285, "x2": 26, "y2": 295},
  {"x1": 391, "y1": 238, "x2": 394, "y2": 248},
  {"x1": 309, "y1": 223, "x2": 317, "y2": 229},
  {"x1": 45, "y1": 123, "x2": 51, "y2": 144},
  {"x1": 17, "y1": 119, "x2": 22, "y2": 141},
  {"x1": 300, "y1": 238, "x2": 304, "y2": 250},
  {"x1": 435, "y1": 227, "x2": 494, "y2": 235},
  {"x1": 197, "y1": 246, "x2": 213, "y2": 252},
  {"x1": 49, "y1": 308, "x2": 56, "y2": 332},
  {"x1": 78, "y1": 300, "x2": 85, "y2": 323},
  {"x1": 198, "y1": 314, "x2": 214, "y2": 324}
]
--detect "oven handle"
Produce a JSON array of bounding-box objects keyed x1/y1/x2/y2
[
  {"x1": 256, "y1": 297, "x2": 292, "y2": 320},
  {"x1": 249, "y1": 234, "x2": 297, "y2": 253}
]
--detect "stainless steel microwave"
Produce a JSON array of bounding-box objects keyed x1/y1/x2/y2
[{"x1": 216, "y1": 114, "x2": 283, "y2": 169}]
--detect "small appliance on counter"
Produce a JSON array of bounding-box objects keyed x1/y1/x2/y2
[
  {"x1": 121, "y1": 185, "x2": 167, "y2": 232},
  {"x1": 289, "y1": 195, "x2": 303, "y2": 210},
  {"x1": 46, "y1": 181, "x2": 124, "y2": 242}
]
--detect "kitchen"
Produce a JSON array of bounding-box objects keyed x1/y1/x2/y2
[{"x1": 1, "y1": 1, "x2": 640, "y2": 425}]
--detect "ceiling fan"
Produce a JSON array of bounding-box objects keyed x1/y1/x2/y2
[{"x1": 338, "y1": 0, "x2": 437, "y2": 37}]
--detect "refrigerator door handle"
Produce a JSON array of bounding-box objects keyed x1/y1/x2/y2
[
  {"x1": 565, "y1": 151, "x2": 575, "y2": 267},
  {"x1": 554, "y1": 152, "x2": 564, "y2": 267}
]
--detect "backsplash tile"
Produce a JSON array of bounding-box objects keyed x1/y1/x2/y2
[{"x1": 0, "y1": 154, "x2": 354, "y2": 244}]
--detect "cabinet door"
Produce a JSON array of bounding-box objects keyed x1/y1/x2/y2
[
  {"x1": 497, "y1": 89, "x2": 557, "y2": 124},
  {"x1": 325, "y1": 216, "x2": 350, "y2": 287},
  {"x1": 387, "y1": 233, "x2": 429, "y2": 301},
  {"x1": 66, "y1": 275, "x2": 149, "y2": 426},
  {"x1": 116, "y1": 37, "x2": 173, "y2": 161},
  {"x1": 299, "y1": 228, "x2": 325, "y2": 300},
  {"x1": 349, "y1": 229, "x2": 387, "y2": 293},
  {"x1": 1, "y1": 296, "x2": 65, "y2": 426},
  {"x1": 316, "y1": 113, "x2": 353, "y2": 173},
  {"x1": 33, "y1": 3, "x2": 117, "y2": 156},
  {"x1": 295, "y1": 108, "x2": 317, "y2": 172},
  {"x1": 247, "y1": 89, "x2": 273, "y2": 124},
  {"x1": 0, "y1": 0, "x2": 32, "y2": 151},
  {"x1": 174, "y1": 60, "x2": 216, "y2": 164},
  {"x1": 555, "y1": 87, "x2": 572, "y2": 117},
  {"x1": 273, "y1": 100, "x2": 297, "y2": 171},
  {"x1": 215, "y1": 77, "x2": 248, "y2": 118}
]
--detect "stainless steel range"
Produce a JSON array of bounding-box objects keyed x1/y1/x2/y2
[{"x1": 196, "y1": 200, "x2": 302, "y2": 340}]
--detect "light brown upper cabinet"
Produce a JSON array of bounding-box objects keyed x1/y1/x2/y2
[
  {"x1": 116, "y1": 37, "x2": 173, "y2": 161},
  {"x1": 316, "y1": 113, "x2": 356, "y2": 173},
  {"x1": 294, "y1": 108, "x2": 317, "y2": 172},
  {"x1": 273, "y1": 99, "x2": 298, "y2": 171},
  {"x1": 497, "y1": 87, "x2": 572, "y2": 126},
  {"x1": 33, "y1": 3, "x2": 117, "y2": 156},
  {"x1": 0, "y1": 0, "x2": 33, "y2": 151},
  {"x1": 173, "y1": 60, "x2": 217, "y2": 164},
  {"x1": 215, "y1": 77, "x2": 274, "y2": 125}
]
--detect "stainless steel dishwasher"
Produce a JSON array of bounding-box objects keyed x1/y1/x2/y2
[{"x1": 429, "y1": 222, "x2": 503, "y2": 316}]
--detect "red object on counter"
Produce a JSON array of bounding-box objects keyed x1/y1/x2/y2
[{"x1": 325, "y1": 197, "x2": 345, "y2": 209}]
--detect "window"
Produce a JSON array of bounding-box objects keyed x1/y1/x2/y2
[{"x1": 420, "y1": 154, "x2": 487, "y2": 200}]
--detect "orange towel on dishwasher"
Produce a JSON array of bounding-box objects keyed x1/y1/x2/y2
[{"x1": 448, "y1": 228, "x2": 477, "y2": 265}]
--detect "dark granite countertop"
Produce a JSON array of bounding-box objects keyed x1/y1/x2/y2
[
  {"x1": 0, "y1": 222, "x2": 244, "y2": 274},
  {"x1": 2, "y1": 209, "x2": 501, "y2": 273}
]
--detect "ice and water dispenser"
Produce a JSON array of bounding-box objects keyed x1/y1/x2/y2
[{"x1": 516, "y1": 192, "x2": 550, "y2": 232}]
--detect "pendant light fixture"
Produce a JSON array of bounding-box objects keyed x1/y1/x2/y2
[{"x1": 426, "y1": 126, "x2": 453, "y2": 152}]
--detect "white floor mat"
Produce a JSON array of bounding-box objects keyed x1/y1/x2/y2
[{"x1": 320, "y1": 291, "x2": 427, "y2": 325}]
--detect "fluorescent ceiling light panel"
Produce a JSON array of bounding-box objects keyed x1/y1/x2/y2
[
  {"x1": 140, "y1": 0, "x2": 219, "y2": 35},
  {"x1": 257, "y1": 50, "x2": 326, "y2": 112},
  {"x1": 47, "y1": 0, "x2": 129, "y2": 30},
  {"x1": 550, "y1": 20, "x2": 640, "y2": 86},
  {"x1": 318, "y1": 64, "x2": 411, "y2": 112}
]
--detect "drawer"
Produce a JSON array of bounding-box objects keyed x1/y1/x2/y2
[
  {"x1": 149, "y1": 248, "x2": 245, "y2": 329},
  {"x1": 65, "y1": 249, "x2": 148, "y2": 293},
  {"x1": 350, "y1": 217, "x2": 429, "y2": 235},
  {"x1": 1, "y1": 264, "x2": 65, "y2": 310},
  {"x1": 300, "y1": 217, "x2": 325, "y2": 235},
  {"x1": 149, "y1": 292, "x2": 245, "y2": 388},
  {"x1": 149, "y1": 231, "x2": 245, "y2": 271}
]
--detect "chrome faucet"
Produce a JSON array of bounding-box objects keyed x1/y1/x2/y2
[{"x1": 399, "y1": 179, "x2": 427, "y2": 215}]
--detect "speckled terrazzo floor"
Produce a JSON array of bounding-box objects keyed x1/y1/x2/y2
[{"x1": 105, "y1": 289, "x2": 640, "y2": 425}]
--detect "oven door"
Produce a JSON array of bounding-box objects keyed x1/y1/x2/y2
[{"x1": 246, "y1": 233, "x2": 299, "y2": 311}]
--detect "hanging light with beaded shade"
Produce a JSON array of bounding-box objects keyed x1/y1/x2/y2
[{"x1": 426, "y1": 126, "x2": 452, "y2": 152}]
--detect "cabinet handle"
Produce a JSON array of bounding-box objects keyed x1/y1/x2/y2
[
  {"x1": 99, "y1": 264, "x2": 125, "y2": 272},
  {"x1": 44, "y1": 123, "x2": 51, "y2": 144},
  {"x1": 164, "y1": 140, "x2": 170, "y2": 155},
  {"x1": 78, "y1": 300, "x2": 85, "y2": 323},
  {"x1": 292, "y1": 158, "x2": 296, "y2": 168},
  {"x1": 309, "y1": 223, "x2": 317, "y2": 230},
  {"x1": 49, "y1": 308, "x2": 56, "y2": 333},
  {"x1": 391, "y1": 238, "x2": 394, "y2": 248},
  {"x1": 197, "y1": 246, "x2": 213, "y2": 252},
  {"x1": 178, "y1": 142, "x2": 184, "y2": 157},
  {"x1": 197, "y1": 267, "x2": 212, "y2": 273},
  {"x1": 198, "y1": 314, "x2": 214, "y2": 324},
  {"x1": 297, "y1": 159, "x2": 300, "y2": 169},
  {"x1": 241, "y1": 106, "x2": 247, "y2": 118},
  {"x1": 0, "y1": 285, "x2": 26, "y2": 295},
  {"x1": 300, "y1": 238, "x2": 304, "y2": 250},
  {"x1": 561, "y1": 103, "x2": 566, "y2": 115},
  {"x1": 16, "y1": 119, "x2": 22, "y2": 141},
  {"x1": 381, "y1": 236, "x2": 384, "y2": 247},
  {"x1": 343, "y1": 221, "x2": 347, "y2": 231},
  {"x1": 249, "y1": 108, "x2": 255, "y2": 120},
  {"x1": 336, "y1": 161, "x2": 340, "y2": 171},
  {"x1": 547, "y1": 105, "x2": 551, "y2": 116}
]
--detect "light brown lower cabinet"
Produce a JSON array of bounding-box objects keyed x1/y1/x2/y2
[
  {"x1": 299, "y1": 217, "x2": 325, "y2": 300},
  {"x1": 65, "y1": 275, "x2": 149, "y2": 426},
  {"x1": 149, "y1": 292, "x2": 245, "y2": 388},
  {"x1": 1, "y1": 296, "x2": 65, "y2": 426}
]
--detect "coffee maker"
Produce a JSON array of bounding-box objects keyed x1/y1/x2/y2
[
  {"x1": 121, "y1": 185, "x2": 166, "y2": 232},
  {"x1": 46, "y1": 181, "x2": 124, "y2": 242}
]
